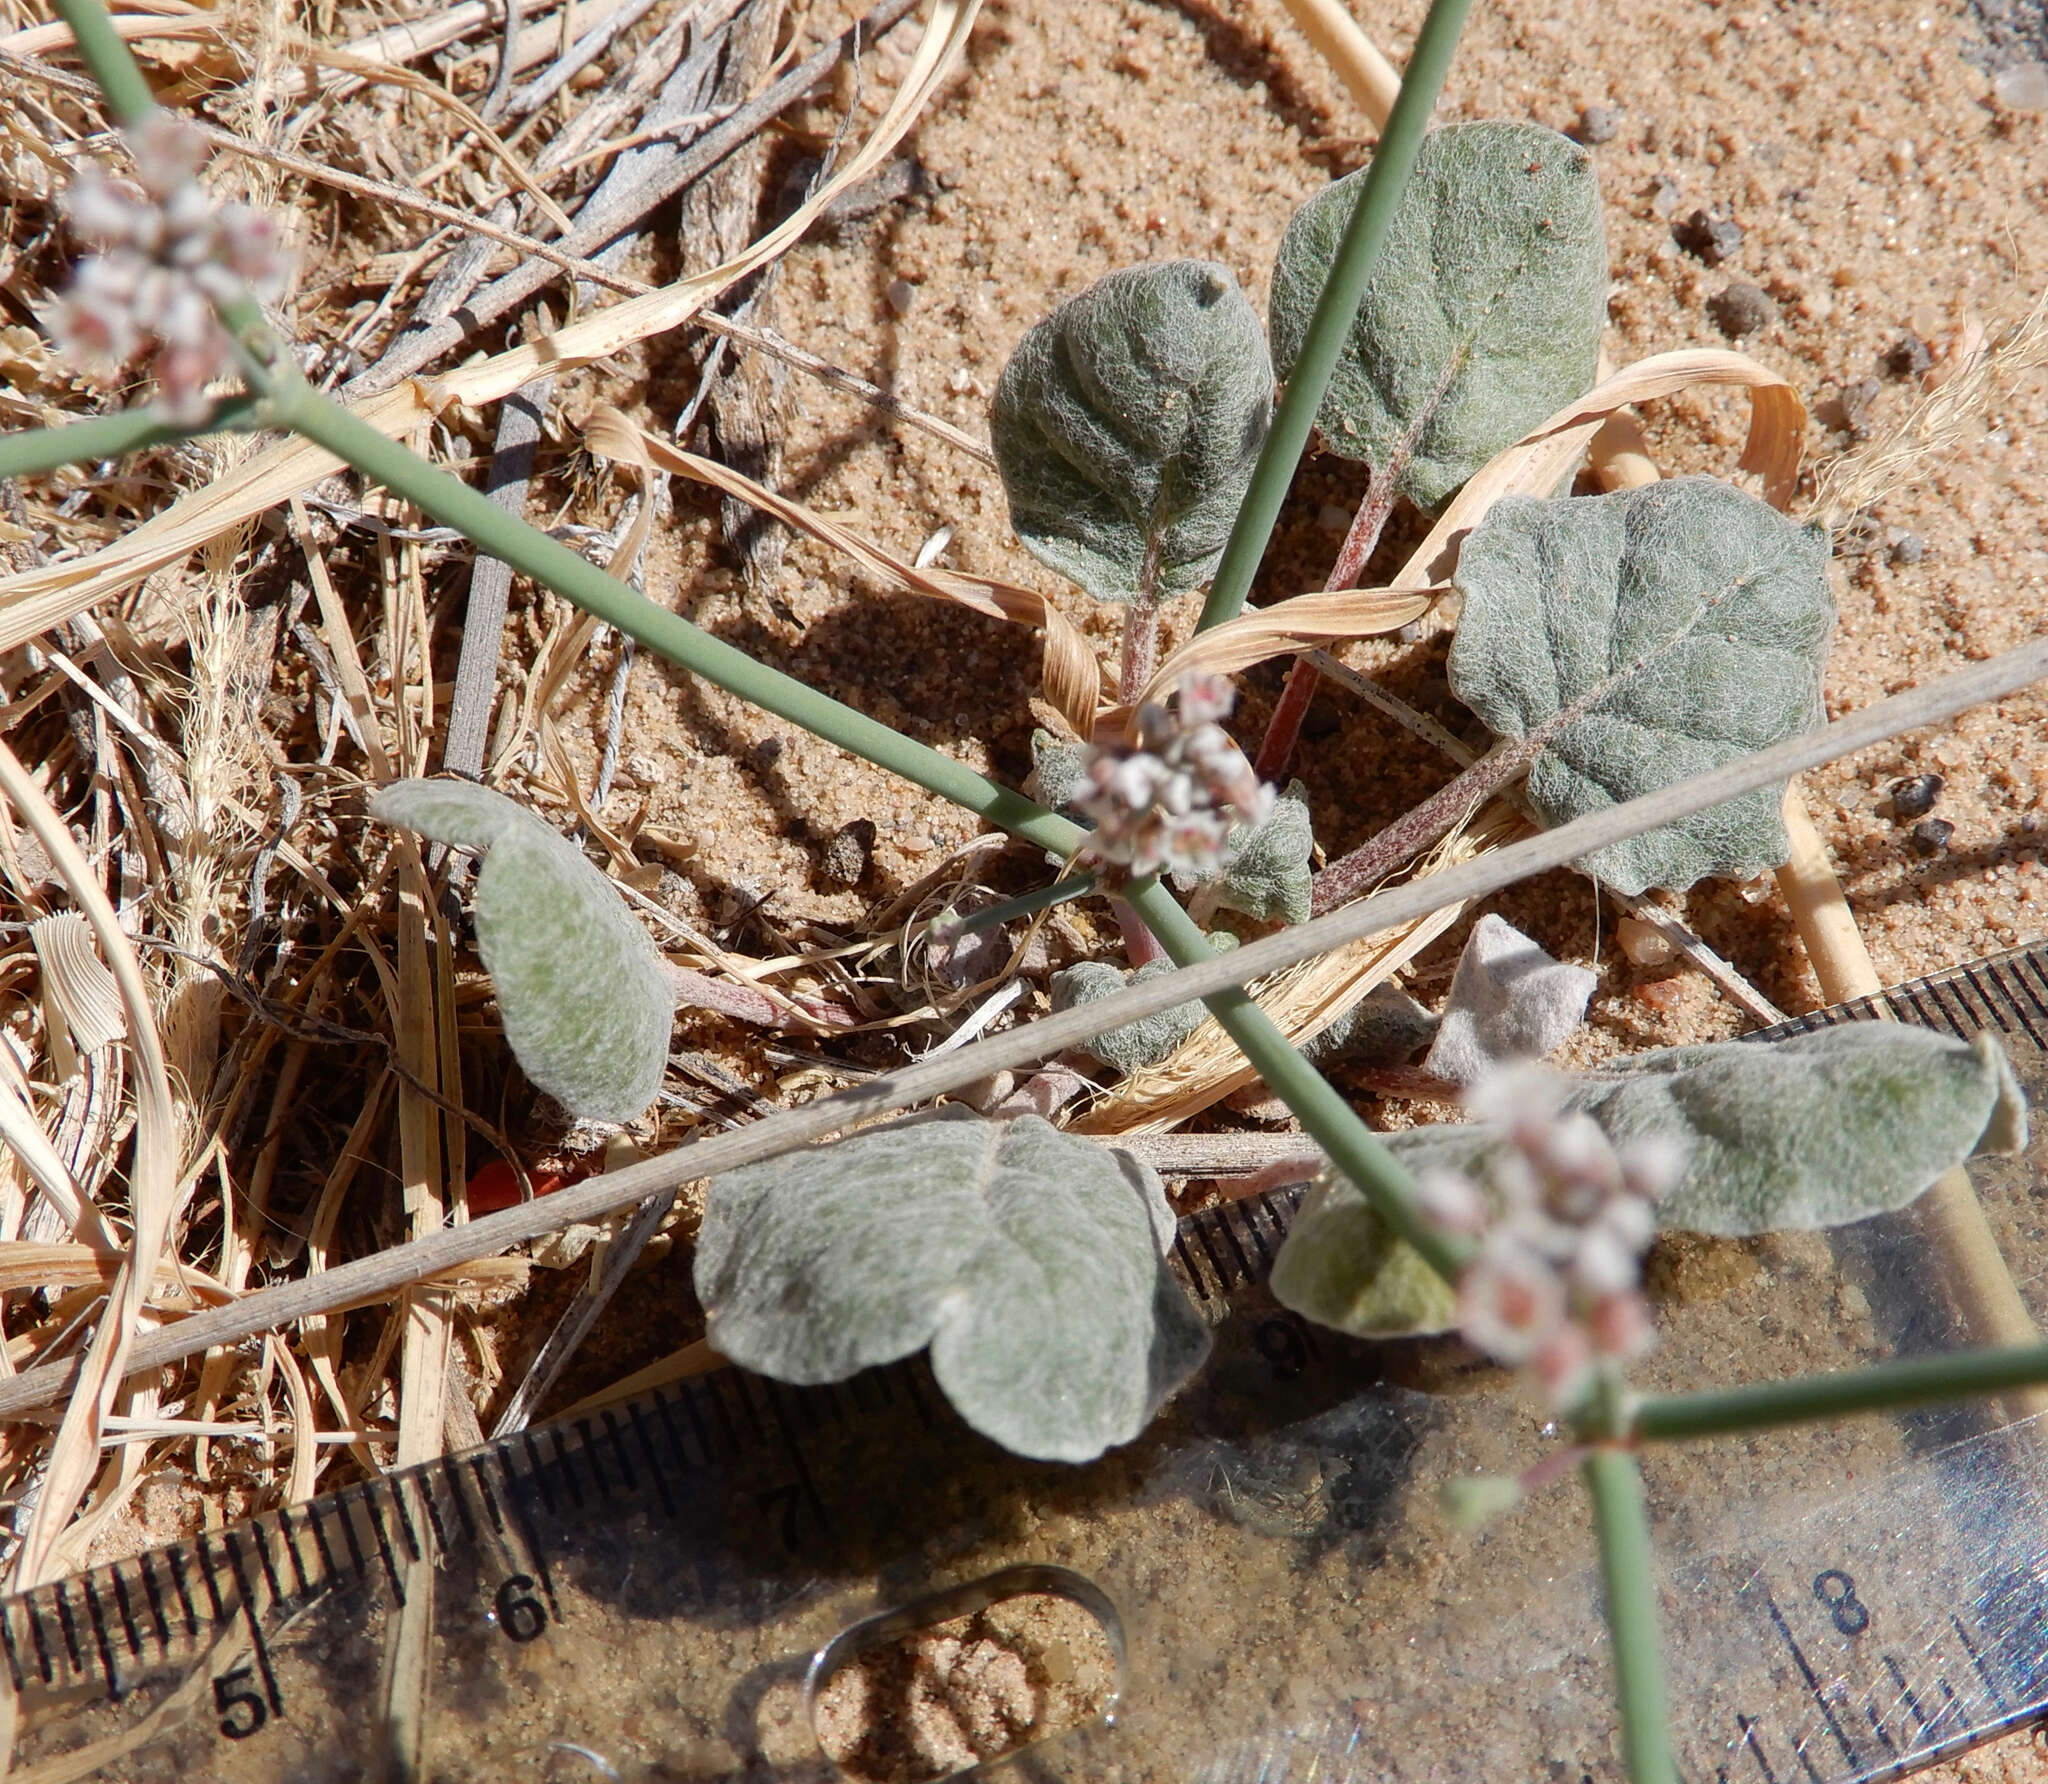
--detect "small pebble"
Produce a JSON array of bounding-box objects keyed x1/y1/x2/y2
[
  {"x1": 751, "y1": 736, "x2": 784, "y2": 773},
  {"x1": 1888, "y1": 531, "x2": 1927, "y2": 567},
  {"x1": 1911, "y1": 817, "x2": 1955, "y2": 856},
  {"x1": 1577, "y1": 104, "x2": 1621, "y2": 144},
  {"x1": 1884, "y1": 331, "x2": 1933, "y2": 378},
  {"x1": 817, "y1": 818, "x2": 877, "y2": 886},
  {"x1": 1675, "y1": 208, "x2": 1744, "y2": 266},
  {"x1": 1994, "y1": 60, "x2": 2048, "y2": 110},
  {"x1": 1890, "y1": 773, "x2": 1944, "y2": 819},
  {"x1": 885, "y1": 277, "x2": 917, "y2": 315},
  {"x1": 1317, "y1": 503, "x2": 1352, "y2": 531},
  {"x1": 1830, "y1": 376, "x2": 1882, "y2": 438},
  {"x1": 1708, "y1": 282, "x2": 1777, "y2": 339},
  {"x1": 1649, "y1": 175, "x2": 1684, "y2": 218},
  {"x1": 1616, "y1": 914, "x2": 1676, "y2": 967}
]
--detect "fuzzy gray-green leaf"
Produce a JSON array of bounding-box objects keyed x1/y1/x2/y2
[
  {"x1": 992, "y1": 260, "x2": 1272, "y2": 604},
  {"x1": 1269, "y1": 121, "x2": 1605, "y2": 513},
  {"x1": 1269, "y1": 1025, "x2": 2028, "y2": 1339},
  {"x1": 1053, "y1": 935, "x2": 1238, "y2": 1074},
  {"x1": 1270, "y1": 1170, "x2": 1460, "y2": 1337},
  {"x1": 694, "y1": 1111, "x2": 1210, "y2": 1462},
  {"x1": 370, "y1": 779, "x2": 674, "y2": 1123},
  {"x1": 1448, "y1": 476, "x2": 1834, "y2": 895},
  {"x1": 1191, "y1": 780, "x2": 1313, "y2": 924}
]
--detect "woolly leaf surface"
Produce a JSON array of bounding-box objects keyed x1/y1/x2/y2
[
  {"x1": 370, "y1": 779, "x2": 673, "y2": 1123},
  {"x1": 1269, "y1": 1026, "x2": 2027, "y2": 1337},
  {"x1": 695, "y1": 1111, "x2": 1209, "y2": 1461},
  {"x1": 1448, "y1": 477, "x2": 1834, "y2": 894},
  {"x1": 1423, "y1": 913, "x2": 1595, "y2": 1084},
  {"x1": 1269, "y1": 121, "x2": 1605, "y2": 512},
  {"x1": 1189, "y1": 781, "x2": 1314, "y2": 924},
  {"x1": 1053, "y1": 936, "x2": 1237, "y2": 1074},
  {"x1": 1269, "y1": 1172, "x2": 1459, "y2": 1337},
  {"x1": 992, "y1": 260, "x2": 1272, "y2": 603}
]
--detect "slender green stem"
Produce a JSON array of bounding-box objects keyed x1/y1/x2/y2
[
  {"x1": 936, "y1": 875, "x2": 1101, "y2": 940},
  {"x1": 0, "y1": 395, "x2": 260, "y2": 479},
  {"x1": 1194, "y1": 0, "x2": 1478, "y2": 634},
  {"x1": 1632, "y1": 1341, "x2": 2048, "y2": 1443},
  {"x1": 1583, "y1": 1450, "x2": 1676, "y2": 1784},
  {"x1": 49, "y1": 0, "x2": 157, "y2": 125},
  {"x1": 1124, "y1": 879, "x2": 1468, "y2": 1280}
]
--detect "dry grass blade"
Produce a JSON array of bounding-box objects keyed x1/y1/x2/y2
[
  {"x1": 0, "y1": 1048, "x2": 120, "y2": 1254},
  {"x1": 1276, "y1": 0, "x2": 1401, "y2": 129},
  {"x1": 1391, "y1": 348, "x2": 1807, "y2": 594},
  {"x1": 1072, "y1": 803, "x2": 1523, "y2": 1134},
  {"x1": 1126, "y1": 585, "x2": 1441, "y2": 717},
  {"x1": 1808, "y1": 292, "x2": 2048, "y2": 529},
  {"x1": 589, "y1": 405, "x2": 1103, "y2": 734},
  {"x1": 0, "y1": 0, "x2": 985, "y2": 653},
  {"x1": 0, "y1": 737, "x2": 180, "y2": 1590}
]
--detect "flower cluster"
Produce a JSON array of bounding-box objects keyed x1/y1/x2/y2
[
  {"x1": 1417, "y1": 1065, "x2": 1681, "y2": 1412},
  {"x1": 49, "y1": 116, "x2": 286, "y2": 425},
  {"x1": 1074, "y1": 673, "x2": 1274, "y2": 883}
]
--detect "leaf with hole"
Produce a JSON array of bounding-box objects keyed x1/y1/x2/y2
[
  {"x1": 1448, "y1": 476, "x2": 1834, "y2": 895},
  {"x1": 694, "y1": 1110, "x2": 1211, "y2": 1462},
  {"x1": 1269, "y1": 120, "x2": 1606, "y2": 513},
  {"x1": 370, "y1": 779, "x2": 674, "y2": 1123},
  {"x1": 992, "y1": 259, "x2": 1273, "y2": 604}
]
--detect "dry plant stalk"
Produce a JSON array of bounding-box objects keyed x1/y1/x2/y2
[{"x1": 0, "y1": 0, "x2": 988, "y2": 651}]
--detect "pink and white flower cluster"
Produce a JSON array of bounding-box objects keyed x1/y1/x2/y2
[
  {"x1": 1417, "y1": 1066, "x2": 1681, "y2": 1412},
  {"x1": 49, "y1": 116, "x2": 286, "y2": 425},
  {"x1": 1075, "y1": 673, "x2": 1274, "y2": 883}
]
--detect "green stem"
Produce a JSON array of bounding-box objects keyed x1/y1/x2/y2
[
  {"x1": 50, "y1": 0, "x2": 158, "y2": 125},
  {"x1": 1632, "y1": 1341, "x2": 2048, "y2": 1443},
  {"x1": 1124, "y1": 880, "x2": 1468, "y2": 1281},
  {"x1": 1194, "y1": 0, "x2": 1478, "y2": 634},
  {"x1": 0, "y1": 395, "x2": 260, "y2": 480},
  {"x1": 1583, "y1": 1449, "x2": 1676, "y2": 1784},
  {"x1": 41, "y1": 0, "x2": 1464, "y2": 1297}
]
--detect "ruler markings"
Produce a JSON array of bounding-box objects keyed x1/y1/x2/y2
[
  {"x1": 107, "y1": 1563, "x2": 143, "y2": 1662},
  {"x1": 674, "y1": 1378, "x2": 721, "y2": 1465},
  {"x1": 1981, "y1": 961, "x2": 2047, "y2": 1048},
  {"x1": 1190, "y1": 1215, "x2": 1236, "y2": 1296},
  {"x1": 468, "y1": 1452, "x2": 508, "y2": 1535},
  {"x1": 388, "y1": 1477, "x2": 423, "y2": 1564},
  {"x1": 724, "y1": 1371, "x2": 772, "y2": 1452},
  {"x1": 192, "y1": 1534, "x2": 230, "y2": 1630},
  {"x1": 2010, "y1": 952, "x2": 2048, "y2": 1028},
  {"x1": 23, "y1": 1597, "x2": 51, "y2": 1686},
  {"x1": 762, "y1": 1377, "x2": 836, "y2": 1552},
  {"x1": 1862, "y1": 1701, "x2": 1899, "y2": 1758},
  {"x1": 420, "y1": 1473, "x2": 450, "y2": 1553},
  {"x1": 0, "y1": 1607, "x2": 26, "y2": 1694},
  {"x1": 547, "y1": 1425, "x2": 589, "y2": 1510},
  {"x1": 249, "y1": 1522, "x2": 284, "y2": 1605},
  {"x1": 50, "y1": 1579, "x2": 81, "y2": 1675},
  {"x1": 651, "y1": 1387, "x2": 703, "y2": 1474},
  {"x1": 1762, "y1": 1588, "x2": 1864, "y2": 1771},
  {"x1": 1212, "y1": 1206, "x2": 1258, "y2": 1287},
  {"x1": 79, "y1": 1574, "x2": 117, "y2": 1696},
  {"x1": 135, "y1": 1548, "x2": 170, "y2": 1650},
  {"x1": 601, "y1": 1410, "x2": 639, "y2": 1495},
  {"x1": 360, "y1": 1492, "x2": 407, "y2": 1604},
  {"x1": 1881, "y1": 1652, "x2": 1934, "y2": 1735},
  {"x1": 1738, "y1": 1712, "x2": 1780, "y2": 1784},
  {"x1": 435, "y1": 1456, "x2": 479, "y2": 1546},
  {"x1": 220, "y1": 1529, "x2": 284, "y2": 1718},
  {"x1": 1949, "y1": 1613, "x2": 2010, "y2": 1714},
  {"x1": 518, "y1": 1431, "x2": 559, "y2": 1517},
  {"x1": 702, "y1": 1371, "x2": 748, "y2": 1458},
  {"x1": 1172, "y1": 1233, "x2": 1213, "y2": 1302},
  {"x1": 305, "y1": 1495, "x2": 347, "y2": 1582},
  {"x1": 625, "y1": 1402, "x2": 677, "y2": 1517},
  {"x1": 488, "y1": 1446, "x2": 559, "y2": 1621},
  {"x1": 273, "y1": 1505, "x2": 309, "y2": 1600}
]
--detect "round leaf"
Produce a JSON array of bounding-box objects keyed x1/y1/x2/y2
[
  {"x1": 370, "y1": 779, "x2": 674, "y2": 1123},
  {"x1": 695, "y1": 1112, "x2": 1211, "y2": 1463},
  {"x1": 1448, "y1": 476, "x2": 1835, "y2": 895},
  {"x1": 1269, "y1": 121, "x2": 1605, "y2": 513},
  {"x1": 1269, "y1": 1171, "x2": 1459, "y2": 1338},
  {"x1": 992, "y1": 259, "x2": 1273, "y2": 604}
]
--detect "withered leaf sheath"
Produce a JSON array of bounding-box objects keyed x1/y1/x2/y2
[{"x1": 992, "y1": 259, "x2": 1272, "y2": 604}]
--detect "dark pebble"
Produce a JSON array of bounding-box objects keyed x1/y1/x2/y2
[
  {"x1": 1884, "y1": 331, "x2": 1933, "y2": 378},
  {"x1": 1888, "y1": 531, "x2": 1927, "y2": 567},
  {"x1": 1708, "y1": 283, "x2": 1777, "y2": 339},
  {"x1": 1676, "y1": 208, "x2": 1744, "y2": 265},
  {"x1": 751, "y1": 735, "x2": 784, "y2": 773},
  {"x1": 817, "y1": 818, "x2": 877, "y2": 886},
  {"x1": 1890, "y1": 773, "x2": 1944, "y2": 819},
  {"x1": 1911, "y1": 817, "x2": 1956, "y2": 856},
  {"x1": 1577, "y1": 104, "x2": 1621, "y2": 144}
]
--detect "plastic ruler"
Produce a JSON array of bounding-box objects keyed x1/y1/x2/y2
[{"x1": 9, "y1": 941, "x2": 2048, "y2": 1782}]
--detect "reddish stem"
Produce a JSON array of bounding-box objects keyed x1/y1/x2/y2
[{"x1": 1251, "y1": 465, "x2": 1403, "y2": 781}]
